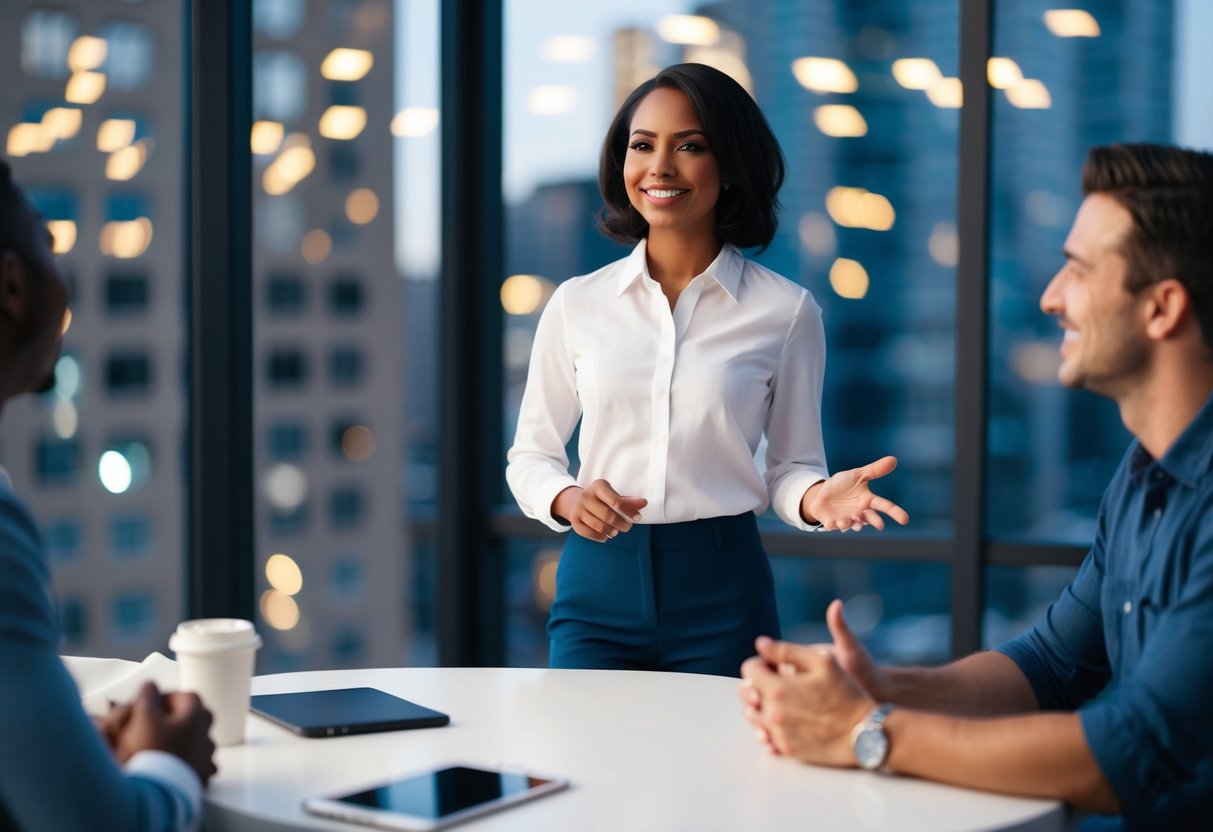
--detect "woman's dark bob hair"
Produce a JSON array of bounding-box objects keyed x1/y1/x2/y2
[{"x1": 598, "y1": 63, "x2": 786, "y2": 252}]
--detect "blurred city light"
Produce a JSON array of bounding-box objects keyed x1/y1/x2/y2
[
  {"x1": 825, "y1": 186, "x2": 895, "y2": 231},
  {"x1": 928, "y1": 222, "x2": 959, "y2": 267},
  {"x1": 792, "y1": 57, "x2": 858, "y2": 94},
  {"x1": 60, "y1": 307, "x2": 72, "y2": 336},
  {"x1": 41, "y1": 107, "x2": 82, "y2": 141},
  {"x1": 260, "y1": 589, "x2": 300, "y2": 630},
  {"x1": 986, "y1": 57, "x2": 1023, "y2": 89},
  {"x1": 340, "y1": 425, "x2": 377, "y2": 462},
  {"x1": 105, "y1": 141, "x2": 148, "y2": 181},
  {"x1": 67, "y1": 35, "x2": 108, "y2": 72},
  {"x1": 813, "y1": 104, "x2": 868, "y2": 137},
  {"x1": 53, "y1": 355, "x2": 82, "y2": 399},
  {"x1": 390, "y1": 107, "x2": 439, "y2": 137},
  {"x1": 99, "y1": 450, "x2": 133, "y2": 494},
  {"x1": 891, "y1": 57, "x2": 941, "y2": 90},
  {"x1": 657, "y1": 15, "x2": 720, "y2": 46},
  {"x1": 251, "y1": 120, "x2": 285, "y2": 155},
  {"x1": 300, "y1": 228, "x2": 332, "y2": 264},
  {"x1": 527, "y1": 85, "x2": 577, "y2": 116},
  {"x1": 65, "y1": 71, "x2": 106, "y2": 105},
  {"x1": 52, "y1": 399, "x2": 78, "y2": 440},
  {"x1": 99, "y1": 218, "x2": 153, "y2": 259},
  {"x1": 345, "y1": 188, "x2": 379, "y2": 224},
  {"x1": 318, "y1": 105, "x2": 367, "y2": 140},
  {"x1": 263, "y1": 134, "x2": 316, "y2": 195},
  {"x1": 48, "y1": 220, "x2": 77, "y2": 255},
  {"x1": 926, "y1": 77, "x2": 963, "y2": 108},
  {"x1": 266, "y1": 553, "x2": 304, "y2": 596},
  {"x1": 6, "y1": 123, "x2": 54, "y2": 157},
  {"x1": 1043, "y1": 9, "x2": 1101, "y2": 37},
  {"x1": 320, "y1": 48, "x2": 373, "y2": 81},
  {"x1": 1006, "y1": 79, "x2": 1052, "y2": 109},
  {"x1": 500, "y1": 274, "x2": 554, "y2": 316},
  {"x1": 829, "y1": 258, "x2": 870, "y2": 299},
  {"x1": 265, "y1": 463, "x2": 308, "y2": 509},
  {"x1": 541, "y1": 34, "x2": 596, "y2": 63},
  {"x1": 97, "y1": 118, "x2": 136, "y2": 152},
  {"x1": 798, "y1": 212, "x2": 836, "y2": 256}
]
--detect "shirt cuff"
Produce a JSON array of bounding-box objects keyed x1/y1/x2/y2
[
  {"x1": 530, "y1": 475, "x2": 578, "y2": 533},
  {"x1": 772, "y1": 471, "x2": 827, "y2": 532},
  {"x1": 125, "y1": 750, "x2": 203, "y2": 832}
]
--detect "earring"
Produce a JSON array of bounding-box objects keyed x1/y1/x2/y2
[{"x1": 722, "y1": 181, "x2": 731, "y2": 190}]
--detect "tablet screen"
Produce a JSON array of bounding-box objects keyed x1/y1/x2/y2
[{"x1": 335, "y1": 766, "x2": 556, "y2": 819}]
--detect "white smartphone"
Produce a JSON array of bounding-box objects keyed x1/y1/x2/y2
[{"x1": 302, "y1": 764, "x2": 570, "y2": 831}]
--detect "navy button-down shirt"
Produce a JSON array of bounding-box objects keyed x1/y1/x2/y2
[{"x1": 996, "y1": 390, "x2": 1213, "y2": 830}]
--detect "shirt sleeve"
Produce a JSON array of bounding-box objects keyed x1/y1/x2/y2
[
  {"x1": 1077, "y1": 498, "x2": 1213, "y2": 819},
  {"x1": 505, "y1": 283, "x2": 580, "y2": 531},
  {"x1": 764, "y1": 291, "x2": 829, "y2": 531},
  {"x1": 0, "y1": 489, "x2": 202, "y2": 832},
  {"x1": 992, "y1": 531, "x2": 1113, "y2": 711}
]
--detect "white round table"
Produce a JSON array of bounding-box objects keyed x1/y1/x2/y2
[{"x1": 203, "y1": 667, "x2": 1065, "y2": 832}]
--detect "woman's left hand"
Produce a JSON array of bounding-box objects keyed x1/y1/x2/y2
[{"x1": 801, "y1": 455, "x2": 909, "y2": 531}]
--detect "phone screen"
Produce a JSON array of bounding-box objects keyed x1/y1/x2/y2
[{"x1": 334, "y1": 766, "x2": 555, "y2": 819}]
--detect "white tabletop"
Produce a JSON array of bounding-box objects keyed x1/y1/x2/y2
[{"x1": 203, "y1": 667, "x2": 1065, "y2": 832}]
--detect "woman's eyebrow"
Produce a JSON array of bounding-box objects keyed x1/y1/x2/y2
[{"x1": 629, "y1": 128, "x2": 706, "y2": 138}]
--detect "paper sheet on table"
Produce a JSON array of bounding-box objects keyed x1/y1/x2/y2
[{"x1": 61, "y1": 652, "x2": 181, "y2": 717}]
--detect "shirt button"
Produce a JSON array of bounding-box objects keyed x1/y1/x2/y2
[{"x1": 1123, "y1": 601, "x2": 1133, "y2": 614}]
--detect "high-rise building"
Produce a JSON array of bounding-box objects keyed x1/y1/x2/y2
[{"x1": 1, "y1": 0, "x2": 408, "y2": 671}]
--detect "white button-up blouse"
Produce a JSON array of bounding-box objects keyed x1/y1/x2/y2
[{"x1": 506, "y1": 239, "x2": 829, "y2": 533}]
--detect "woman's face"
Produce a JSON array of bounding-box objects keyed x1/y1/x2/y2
[{"x1": 623, "y1": 86, "x2": 722, "y2": 243}]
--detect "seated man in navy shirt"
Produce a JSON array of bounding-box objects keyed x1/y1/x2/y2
[
  {"x1": 738, "y1": 142, "x2": 1213, "y2": 830},
  {"x1": 0, "y1": 156, "x2": 217, "y2": 830}
]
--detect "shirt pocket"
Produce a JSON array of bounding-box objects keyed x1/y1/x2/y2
[{"x1": 1101, "y1": 575, "x2": 1163, "y2": 672}]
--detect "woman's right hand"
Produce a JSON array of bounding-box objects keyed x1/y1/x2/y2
[{"x1": 552, "y1": 480, "x2": 647, "y2": 542}]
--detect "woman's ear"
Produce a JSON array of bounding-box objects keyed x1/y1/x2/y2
[{"x1": 0, "y1": 249, "x2": 31, "y2": 324}]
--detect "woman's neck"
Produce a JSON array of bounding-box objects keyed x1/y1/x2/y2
[{"x1": 645, "y1": 229, "x2": 722, "y2": 290}]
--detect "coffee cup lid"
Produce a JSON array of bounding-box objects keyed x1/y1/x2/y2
[{"x1": 169, "y1": 618, "x2": 262, "y2": 654}]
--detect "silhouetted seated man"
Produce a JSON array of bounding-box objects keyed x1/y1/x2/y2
[
  {"x1": 740, "y1": 143, "x2": 1213, "y2": 831},
  {"x1": 0, "y1": 157, "x2": 216, "y2": 831}
]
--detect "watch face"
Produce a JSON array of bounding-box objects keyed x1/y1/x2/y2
[{"x1": 855, "y1": 726, "x2": 889, "y2": 770}]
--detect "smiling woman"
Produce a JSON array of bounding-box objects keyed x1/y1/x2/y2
[{"x1": 505, "y1": 63, "x2": 908, "y2": 677}]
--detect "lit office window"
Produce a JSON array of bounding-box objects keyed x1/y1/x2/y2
[
  {"x1": 35, "y1": 437, "x2": 80, "y2": 487},
  {"x1": 45, "y1": 518, "x2": 84, "y2": 563},
  {"x1": 99, "y1": 20, "x2": 153, "y2": 90},
  {"x1": 265, "y1": 273, "x2": 307, "y2": 315},
  {"x1": 266, "y1": 347, "x2": 309, "y2": 389},
  {"x1": 328, "y1": 346, "x2": 363, "y2": 387},
  {"x1": 21, "y1": 9, "x2": 77, "y2": 79},
  {"x1": 109, "y1": 514, "x2": 153, "y2": 559},
  {"x1": 104, "y1": 272, "x2": 150, "y2": 316},
  {"x1": 104, "y1": 352, "x2": 152, "y2": 396},
  {"x1": 254, "y1": 51, "x2": 307, "y2": 122}
]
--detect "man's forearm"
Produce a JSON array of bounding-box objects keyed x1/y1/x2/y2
[
  {"x1": 883, "y1": 650, "x2": 1040, "y2": 716},
  {"x1": 884, "y1": 709, "x2": 1119, "y2": 814}
]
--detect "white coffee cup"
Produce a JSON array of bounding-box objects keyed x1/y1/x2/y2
[{"x1": 169, "y1": 618, "x2": 262, "y2": 746}]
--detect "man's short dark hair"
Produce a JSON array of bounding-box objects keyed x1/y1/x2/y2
[
  {"x1": 597, "y1": 63, "x2": 785, "y2": 252},
  {"x1": 1083, "y1": 143, "x2": 1213, "y2": 351}
]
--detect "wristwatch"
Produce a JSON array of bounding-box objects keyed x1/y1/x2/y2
[{"x1": 852, "y1": 702, "x2": 894, "y2": 770}]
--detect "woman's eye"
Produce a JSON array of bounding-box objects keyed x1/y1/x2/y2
[
  {"x1": 629, "y1": 141, "x2": 651, "y2": 152},
  {"x1": 679, "y1": 142, "x2": 704, "y2": 152}
]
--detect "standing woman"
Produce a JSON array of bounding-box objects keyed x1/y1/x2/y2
[{"x1": 507, "y1": 64, "x2": 907, "y2": 676}]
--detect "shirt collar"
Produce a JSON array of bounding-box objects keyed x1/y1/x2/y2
[
  {"x1": 614, "y1": 238, "x2": 745, "y2": 302},
  {"x1": 1129, "y1": 387, "x2": 1213, "y2": 489}
]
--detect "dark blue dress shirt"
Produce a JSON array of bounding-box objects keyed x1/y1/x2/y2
[{"x1": 996, "y1": 390, "x2": 1213, "y2": 830}]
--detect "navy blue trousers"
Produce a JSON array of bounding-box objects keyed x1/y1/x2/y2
[{"x1": 547, "y1": 512, "x2": 780, "y2": 677}]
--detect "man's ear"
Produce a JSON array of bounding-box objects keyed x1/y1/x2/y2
[
  {"x1": 0, "y1": 248, "x2": 31, "y2": 324},
  {"x1": 1143, "y1": 278, "x2": 1191, "y2": 341}
]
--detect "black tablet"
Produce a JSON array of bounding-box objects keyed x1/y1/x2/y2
[{"x1": 250, "y1": 687, "x2": 450, "y2": 737}]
